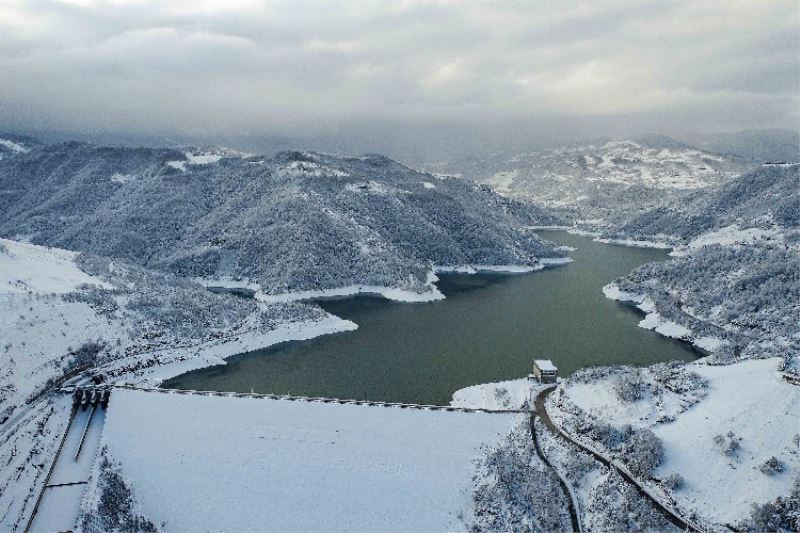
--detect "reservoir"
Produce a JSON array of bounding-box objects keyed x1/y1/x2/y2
[{"x1": 163, "y1": 231, "x2": 699, "y2": 405}]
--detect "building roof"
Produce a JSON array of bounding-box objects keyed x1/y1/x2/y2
[{"x1": 534, "y1": 359, "x2": 557, "y2": 371}]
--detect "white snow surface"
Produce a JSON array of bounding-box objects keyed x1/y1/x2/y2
[
  {"x1": 165, "y1": 160, "x2": 186, "y2": 172},
  {"x1": 256, "y1": 282, "x2": 445, "y2": 304},
  {"x1": 95, "y1": 389, "x2": 515, "y2": 532},
  {"x1": 653, "y1": 359, "x2": 800, "y2": 524},
  {"x1": 184, "y1": 151, "x2": 222, "y2": 165},
  {"x1": 557, "y1": 358, "x2": 800, "y2": 526},
  {"x1": 451, "y1": 378, "x2": 533, "y2": 410},
  {"x1": 594, "y1": 237, "x2": 672, "y2": 249},
  {"x1": 534, "y1": 359, "x2": 557, "y2": 372},
  {"x1": 673, "y1": 224, "x2": 785, "y2": 256},
  {"x1": 0, "y1": 238, "x2": 111, "y2": 294},
  {"x1": 435, "y1": 258, "x2": 572, "y2": 275}
]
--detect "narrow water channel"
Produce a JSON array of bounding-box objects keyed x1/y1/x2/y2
[{"x1": 163, "y1": 231, "x2": 698, "y2": 405}]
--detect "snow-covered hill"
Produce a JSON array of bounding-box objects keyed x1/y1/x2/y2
[
  {"x1": 437, "y1": 138, "x2": 750, "y2": 230},
  {"x1": 603, "y1": 164, "x2": 799, "y2": 365},
  {"x1": 550, "y1": 358, "x2": 799, "y2": 529},
  {"x1": 606, "y1": 163, "x2": 798, "y2": 244},
  {"x1": 0, "y1": 141, "x2": 565, "y2": 299},
  {"x1": 0, "y1": 238, "x2": 354, "y2": 530},
  {"x1": 488, "y1": 140, "x2": 739, "y2": 192}
]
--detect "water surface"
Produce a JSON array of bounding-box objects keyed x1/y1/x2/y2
[{"x1": 163, "y1": 231, "x2": 698, "y2": 404}]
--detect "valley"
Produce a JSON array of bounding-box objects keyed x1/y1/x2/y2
[{"x1": 0, "y1": 134, "x2": 796, "y2": 532}]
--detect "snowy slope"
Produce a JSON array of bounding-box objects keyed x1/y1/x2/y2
[
  {"x1": 0, "y1": 238, "x2": 111, "y2": 294},
  {"x1": 0, "y1": 239, "x2": 119, "y2": 411},
  {"x1": 0, "y1": 238, "x2": 354, "y2": 531},
  {"x1": 84, "y1": 389, "x2": 515, "y2": 532},
  {"x1": 609, "y1": 163, "x2": 798, "y2": 244},
  {"x1": 654, "y1": 359, "x2": 800, "y2": 525},
  {"x1": 552, "y1": 358, "x2": 800, "y2": 527}
]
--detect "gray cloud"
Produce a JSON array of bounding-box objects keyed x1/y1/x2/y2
[{"x1": 0, "y1": 0, "x2": 797, "y2": 150}]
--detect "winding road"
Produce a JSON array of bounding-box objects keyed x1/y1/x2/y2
[
  {"x1": 528, "y1": 400, "x2": 581, "y2": 532},
  {"x1": 533, "y1": 386, "x2": 703, "y2": 533}
]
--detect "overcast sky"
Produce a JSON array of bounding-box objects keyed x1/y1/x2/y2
[{"x1": 1, "y1": 0, "x2": 798, "y2": 153}]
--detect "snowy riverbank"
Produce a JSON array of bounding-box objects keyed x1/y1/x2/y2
[
  {"x1": 602, "y1": 283, "x2": 726, "y2": 354},
  {"x1": 201, "y1": 257, "x2": 574, "y2": 306}
]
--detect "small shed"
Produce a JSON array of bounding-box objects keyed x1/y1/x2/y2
[{"x1": 532, "y1": 359, "x2": 558, "y2": 384}]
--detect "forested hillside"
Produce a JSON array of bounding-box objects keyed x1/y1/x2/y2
[
  {"x1": 606, "y1": 164, "x2": 799, "y2": 369},
  {"x1": 605, "y1": 164, "x2": 798, "y2": 243},
  {"x1": 0, "y1": 141, "x2": 566, "y2": 296}
]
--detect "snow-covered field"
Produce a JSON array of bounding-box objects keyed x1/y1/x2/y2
[
  {"x1": 451, "y1": 378, "x2": 533, "y2": 410},
  {"x1": 83, "y1": 389, "x2": 516, "y2": 532},
  {"x1": 654, "y1": 359, "x2": 799, "y2": 525},
  {"x1": 551, "y1": 358, "x2": 800, "y2": 527},
  {"x1": 0, "y1": 238, "x2": 111, "y2": 294}
]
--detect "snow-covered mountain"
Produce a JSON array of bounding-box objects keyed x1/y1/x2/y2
[
  {"x1": 606, "y1": 163, "x2": 799, "y2": 243},
  {"x1": 0, "y1": 141, "x2": 566, "y2": 298},
  {"x1": 439, "y1": 138, "x2": 751, "y2": 229},
  {"x1": 604, "y1": 164, "x2": 799, "y2": 365}
]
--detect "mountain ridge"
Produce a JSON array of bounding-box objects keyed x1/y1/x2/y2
[{"x1": 0, "y1": 140, "x2": 566, "y2": 296}]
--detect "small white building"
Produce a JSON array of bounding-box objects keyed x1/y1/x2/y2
[{"x1": 532, "y1": 359, "x2": 558, "y2": 384}]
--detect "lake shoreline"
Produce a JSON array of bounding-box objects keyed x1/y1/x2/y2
[{"x1": 163, "y1": 231, "x2": 701, "y2": 405}]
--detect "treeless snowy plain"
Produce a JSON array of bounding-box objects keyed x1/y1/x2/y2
[{"x1": 88, "y1": 388, "x2": 518, "y2": 532}]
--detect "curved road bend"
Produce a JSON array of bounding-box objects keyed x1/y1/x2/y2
[
  {"x1": 528, "y1": 406, "x2": 581, "y2": 532},
  {"x1": 533, "y1": 386, "x2": 702, "y2": 533}
]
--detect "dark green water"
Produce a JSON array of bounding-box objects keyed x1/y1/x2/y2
[{"x1": 163, "y1": 231, "x2": 698, "y2": 405}]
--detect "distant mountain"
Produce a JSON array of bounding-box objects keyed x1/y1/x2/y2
[
  {"x1": 684, "y1": 129, "x2": 799, "y2": 163},
  {"x1": 605, "y1": 163, "x2": 799, "y2": 243},
  {"x1": 0, "y1": 142, "x2": 566, "y2": 296},
  {"x1": 458, "y1": 138, "x2": 750, "y2": 227}
]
